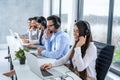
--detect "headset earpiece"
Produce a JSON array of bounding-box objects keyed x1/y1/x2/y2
[
  {"x1": 41, "y1": 20, "x2": 46, "y2": 27},
  {"x1": 84, "y1": 21, "x2": 91, "y2": 36},
  {"x1": 40, "y1": 18, "x2": 47, "y2": 28},
  {"x1": 85, "y1": 29, "x2": 90, "y2": 36},
  {"x1": 54, "y1": 16, "x2": 61, "y2": 29}
]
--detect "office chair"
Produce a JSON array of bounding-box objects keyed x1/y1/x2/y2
[{"x1": 94, "y1": 41, "x2": 115, "y2": 80}]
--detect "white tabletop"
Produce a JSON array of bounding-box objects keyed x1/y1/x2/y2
[{"x1": 7, "y1": 36, "x2": 82, "y2": 80}]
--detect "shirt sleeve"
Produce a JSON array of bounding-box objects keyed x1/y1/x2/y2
[
  {"x1": 41, "y1": 35, "x2": 69, "y2": 59},
  {"x1": 52, "y1": 46, "x2": 73, "y2": 67},
  {"x1": 73, "y1": 44, "x2": 97, "y2": 71},
  {"x1": 23, "y1": 31, "x2": 29, "y2": 36}
]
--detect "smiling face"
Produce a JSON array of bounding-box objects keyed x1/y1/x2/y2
[
  {"x1": 31, "y1": 20, "x2": 37, "y2": 27},
  {"x1": 73, "y1": 25, "x2": 80, "y2": 41}
]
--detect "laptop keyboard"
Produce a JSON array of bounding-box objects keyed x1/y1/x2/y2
[
  {"x1": 31, "y1": 53, "x2": 38, "y2": 57},
  {"x1": 30, "y1": 53, "x2": 41, "y2": 58},
  {"x1": 41, "y1": 70, "x2": 53, "y2": 77}
]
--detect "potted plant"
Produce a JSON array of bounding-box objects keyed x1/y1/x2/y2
[{"x1": 15, "y1": 47, "x2": 29, "y2": 64}]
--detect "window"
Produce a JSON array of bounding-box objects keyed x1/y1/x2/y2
[
  {"x1": 111, "y1": 0, "x2": 120, "y2": 75},
  {"x1": 43, "y1": 0, "x2": 51, "y2": 18},
  {"x1": 61, "y1": 0, "x2": 73, "y2": 44},
  {"x1": 52, "y1": 0, "x2": 73, "y2": 44},
  {"x1": 83, "y1": 0, "x2": 109, "y2": 43},
  {"x1": 61, "y1": 0, "x2": 72, "y2": 32},
  {"x1": 52, "y1": 0, "x2": 60, "y2": 16}
]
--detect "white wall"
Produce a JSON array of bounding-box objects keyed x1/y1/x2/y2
[{"x1": 0, "y1": 0, "x2": 43, "y2": 44}]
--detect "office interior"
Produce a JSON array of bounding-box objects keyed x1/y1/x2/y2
[{"x1": 0, "y1": 0, "x2": 120, "y2": 80}]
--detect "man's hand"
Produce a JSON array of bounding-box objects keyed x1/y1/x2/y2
[
  {"x1": 38, "y1": 48, "x2": 43, "y2": 55},
  {"x1": 26, "y1": 44, "x2": 36, "y2": 48},
  {"x1": 45, "y1": 29, "x2": 52, "y2": 39}
]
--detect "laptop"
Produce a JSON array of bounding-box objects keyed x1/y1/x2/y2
[
  {"x1": 26, "y1": 53, "x2": 64, "y2": 79},
  {"x1": 9, "y1": 29, "x2": 17, "y2": 39},
  {"x1": 14, "y1": 32, "x2": 38, "y2": 51},
  {"x1": 14, "y1": 32, "x2": 30, "y2": 46}
]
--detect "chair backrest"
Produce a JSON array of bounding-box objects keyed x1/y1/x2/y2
[{"x1": 94, "y1": 41, "x2": 115, "y2": 80}]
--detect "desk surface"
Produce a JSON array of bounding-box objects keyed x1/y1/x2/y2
[{"x1": 7, "y1": 36, "x2": 81, "y2": 80}]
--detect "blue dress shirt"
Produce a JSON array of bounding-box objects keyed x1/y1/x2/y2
[{"x1": 41, "y1": 30, "x2": 70, "y2": 59}]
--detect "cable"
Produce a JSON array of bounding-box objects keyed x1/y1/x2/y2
[
  {"x1": 47, "y1": 71, "x2": 74, "y2": 80},
  {"x1": 60, "y1": 75, "x2": 69, "y2": 80},
  {"x1": 59, "y1": 71, "x2": 74, "y2": 80}
]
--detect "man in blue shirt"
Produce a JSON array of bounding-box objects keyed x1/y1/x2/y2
[{"x1": 38, "y1": 15, "x2": 70, "y2": 59}]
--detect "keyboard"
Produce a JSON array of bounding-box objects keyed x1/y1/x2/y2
[
  {"x1": 41, "y1": 70, "x2": 53, "y2": 77},
  {"x1": 30, "y1": 53, "x2": 41, "y2": 58}
]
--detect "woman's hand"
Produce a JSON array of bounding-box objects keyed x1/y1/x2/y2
[
  {"x1": 22, "y1": 39, "x2": 29, "y2": 43},
  {"x1": 40, "y1": 63, "x2": 52, "y2": 70},
  {"x1": 26, "y1": 44, "x2": 36, "y2": 48},
  {"x1": 19, "y1": 34, "x2": 25, "y2": 39},
  {"x1": 29, "y1": 26, "x2": 34, "y2": 31},
  {"x1": 38, "y1": 48, "x2": 43, "y2": 55},
  {"x1": 76, "y1": 36, "x2": 86, "y2": 47}
]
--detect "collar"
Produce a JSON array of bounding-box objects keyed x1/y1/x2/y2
[{"x1": 50, "y1": 30, "x2": 62, "y2": 41}]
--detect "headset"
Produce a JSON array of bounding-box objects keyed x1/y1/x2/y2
[
  {"x1": 37, "y1": 16, "x2": 47, "y2": 28},
  {"x1": 83, "y1": 21, "x2": 91, "y2": 36},
  {"x1": 53, "y1": 16, "x2": 61, "y2": 29},
  {"x1": 41, "y1": 20, "x2": 47, "y2": 28}
]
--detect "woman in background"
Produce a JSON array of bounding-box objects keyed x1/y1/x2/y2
[
  {"x1": 19, "y1": 17, "x2": 35, "y2": 39},
  {"x1": 22, "y1": 17, "x2": 39, "y2": 43},
  {"x1": 26, "y1": 16, "x2": 47, "y2": 48}
]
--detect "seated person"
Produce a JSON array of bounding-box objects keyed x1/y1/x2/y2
[
  {"x1": 26, "y1": 16, "x2": 47, "y2": 48},
  {"x1": 22, "y1": 17, "x2": 39, "y2": 43},
  {"x1": 38, "y1": 15, "x2": 70, "y2": 59},
  {"x1": 40, "y1": 20, "x2": 97, "y2": 80},
  {"x1": 19, "y1": 17, "x2": 32, "y2": 39}
]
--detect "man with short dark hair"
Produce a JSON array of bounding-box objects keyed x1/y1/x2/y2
[{"x1": 38, "y1": 15, "x2": 70, "y2": 59}]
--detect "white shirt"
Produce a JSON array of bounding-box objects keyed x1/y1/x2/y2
[
  {"x1": 29, "y1": 30, "x2": 40, "y2": 44},
  {"x1": 52, "y1": 42, "x2": 97, "y2": 80},
  {"x1": 29, "y1": 29, "x2": 39, "y2": 41}
]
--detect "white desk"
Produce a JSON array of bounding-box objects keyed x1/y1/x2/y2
[{"x1": 7, "y1": 36, "x2": 82, "y2": 80}]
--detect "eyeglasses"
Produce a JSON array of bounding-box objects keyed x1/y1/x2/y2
[{"x1": 47, "y1": 24, "x2": 54, "y2": 27}]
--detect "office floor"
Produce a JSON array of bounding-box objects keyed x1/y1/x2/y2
[{"x1": 0, "y1": 45, "x2": 10, "y2": 80}]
